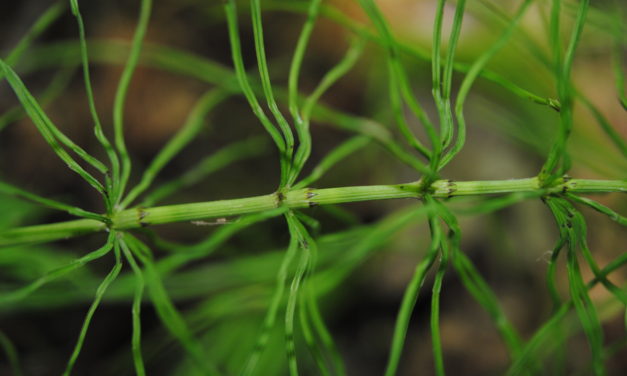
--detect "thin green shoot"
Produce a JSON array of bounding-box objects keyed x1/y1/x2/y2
[
  {"x1": 359, "y1": 0, "x2": 440, "y2": 148},
  {"x1": 566, "y1": 193, "x2": 626, "y2": 225},
  {"x1": 358, "y1": 0, "x2": 437, "y2": 166},
  {"x1": 296, "y1": 215, "x2": 343, "y2": 376},
  {"x1": 310, "y1": 105, "x2": 429, "y2": 173},
  {"x1": 547, "y1": 236, "x2": 567, "y2": 308},
  {"x1": 121, "y1": 89, "x2": 230, "y2": 208},
  {"x1": 70, "y1": 0, "x2": 120, "y2": 213},
  {"x1": 384, "y1": 211, "x2": 441, "y2": 376},
  {"x1": 439, "y1": 0, "x2": 534, "y2": 170},
  {"x1": 112, "y1": 0, "x2": 153, "y2": 206},
  {"x1": 389, "y1": 58, "x2": 433, "y2": 160},
  {"x1": 298, "y1": 291, "x2": 331, "y2": 376},
  {"x1": 250, "y1": 0, "x2": 295, "y2": 181},
  {"x1": 119, "y1": 239, "x2": 147, "y2": 376},
  {"x1": 301, "y1": 37, "x2": 365, "y2": 124},
  {"x1": 434, "y1": 198, "x2": 526, "y2": 362},
  {"x1": 439, "y1": 0, "x2": 466, "y2": 149},
  {"x1": 0, "y1": 181, "x2": 109, "y2": 223},
  {"x1": 506, "y1": 303, "x2": 571, "y2": 376},
  {"x1": 63, "y1": 240, "x2": 122, "y2": 376},
  {"x1": 303, "y1": 283, "x2": 346, "y2": 376},
  {"x1": 295, "y1": 224, "x2": 335, "y2": 376},
  {"x1": 285, "y1": 0, "x2": 322, "y2": 187},
  {"x1": 454, "y1": 250, "x2": 527, "y2": 360},
  {"x1": 285, "y1": 213, "x2": 313, "y2": 376},
  {"x1": 0, "y1": 232, "x2": 115, "y2": 307},
  {"x1": 551, "y1": 0, "x2": 563, "y2": 77},
  {"x1": 287, "y1": 0, "x2": 364, "y2": 187},
  {"x1": 577, "y1": 94, "x2": 627, "y2": 158},
  {"x1": 294, "y1": 135, "x2": 370, "y2": 190},
  {"x1": 124, "y1": 234, "x2": 220, "y2": 376},
  {"x1": 540, "y1": 0, "x2": 590, "y2": 183},
  {"x1": 290, "y1": 36, "x2": 367, "y2": 187},
  {"x1": 432, "y1": 0, "x2": 446, "y2": 108},
  {"x1": 293, "y1": 211, "x2": 320, "y2": 234},
  {"x1": 475, "y1": 0, "x2": 552, "y2": 69},
  {"x1": 544, "y1": 197, "x2": 605, "y2": 375},
  {"x1": 240, "y1": 234, "x2": 298, "y2": 376},
  {"x1": 432, "y1": 0, "x2": 449, "y2": 149},
  {"x1": 430, "y1": 226, "x2": 448, "y2": 376},
  {"x1": 0, "y1": 59, "x2": 108, "y2": 196},
  {"x1": 588, "y1": 253, "x2": 627, "y2": 290},
  {"x1": 577, "y1": 228, "x2": 627, "y2": 307},
  {"x1": 567, "y1": 246, "x2": 605, "y2": 375},
  {"x1": 0, "y1": 66, "x2": 76, "y2": 133},
  {"x1": 287, "y1": 0, "x2": 323, "y2": 125},
  {"x1": 553, "y1": 199, "x2": 627, "y2": 305},
  {"x1": 223, "y1": 0, "x2": 289, "y2": 186},
  {"x1": 141, "y1": 136, "x2": 269, "y2": 207}
]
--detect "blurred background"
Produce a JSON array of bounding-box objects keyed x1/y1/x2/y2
[{"x1": 1, "y1": 0, "x2": 626, "y2": 375}]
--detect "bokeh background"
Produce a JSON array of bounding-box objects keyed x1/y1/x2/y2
[{"x1": 1, "y1": 0, "x2": 626, "y2": 375}]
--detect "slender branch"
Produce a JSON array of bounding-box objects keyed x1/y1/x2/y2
[{"x1": 1, "y1": 178, "x2": 624, "y2": 247}]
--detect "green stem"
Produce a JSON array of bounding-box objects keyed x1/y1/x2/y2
[{"x1": 1, "y1": 178, "x2": 624, "y2": 247}]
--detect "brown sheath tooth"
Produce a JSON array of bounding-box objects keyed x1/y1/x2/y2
[
  {"x1": 447, "y1": 188, "x2": 456, "y2": 199},
  {"x1": 137, "y1": 207, "x2": 149, "y2": 227},
  {"x1": 275, "y1": 191, "x2": 285, "y2": 207}
]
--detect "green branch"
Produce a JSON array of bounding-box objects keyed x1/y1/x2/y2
[{"x1": 1, "y1": 178, "x2": 624, "y2": 247}]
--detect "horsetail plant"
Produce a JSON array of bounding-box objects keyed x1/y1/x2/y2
[{"x1": 0, "y1": 0, "x2": 625, "y2": 375}]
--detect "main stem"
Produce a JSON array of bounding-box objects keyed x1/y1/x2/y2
[{"x1": 1, "y1": 177, "x2": 625, "y2": 247}]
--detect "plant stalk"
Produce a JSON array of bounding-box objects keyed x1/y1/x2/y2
[{"x1": 1, "y1": 178, "x2": 625, "y2": 247}]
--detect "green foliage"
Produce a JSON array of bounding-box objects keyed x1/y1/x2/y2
[{"x1": 0, "y1": 0, "x2": 625, "y2": 375}]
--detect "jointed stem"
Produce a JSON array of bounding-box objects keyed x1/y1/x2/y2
[{"x1": 1, "y1": 177, "x2": 624, "y2": 247}]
